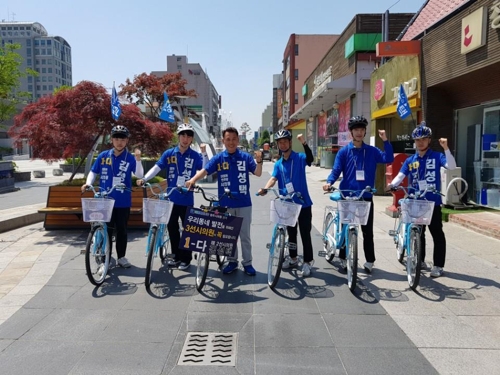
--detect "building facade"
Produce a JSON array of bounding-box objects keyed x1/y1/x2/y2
[
  {"x1": 0, "y1": 21, "x2": 72, "y2": 152},
  {"x1": 152, "y1": 55, "x2": 220, "y2": 137}
]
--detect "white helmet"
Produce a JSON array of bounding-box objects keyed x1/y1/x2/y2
[{"x1": 176, "y1": 123, "x2": 194, "y2": 136}]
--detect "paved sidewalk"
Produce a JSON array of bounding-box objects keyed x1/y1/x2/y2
[{"x1": 0, "y1": 161, "x2": 499, "y2": 374}]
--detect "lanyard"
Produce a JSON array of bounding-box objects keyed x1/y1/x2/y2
[
  {"x1": 109, "y1": 149, "x2": 128, "y2": 176},
  {"x1": 280, "y1": 156, "x2": 293, "y2": 184},
  {"x1": 350, "y1": 148, "x2": 366, "y2": 171}
]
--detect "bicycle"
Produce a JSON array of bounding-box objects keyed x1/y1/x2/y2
[
  {"x1": 188, "y1": 185, "x2": 240, "y2": 292},
  {"x1": 82, "y1": 183, "x2": 127, "y2": 286},
  {"x1": 141, "y1": 183, "x2": 186, "y2": 291},
  {"x1": 388, "y1": 185, "x2": 437, "y2": 291},
  {"x1": 318, "y1": 186, "x2": 375, "y2": 292},
  {"x1": 257, "y1": 189, "x2": 302, "y2": 289}
]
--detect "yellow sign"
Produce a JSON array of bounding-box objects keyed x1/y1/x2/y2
[{"x1": 461, "y1": 7, "x2": 487, "y2": 54}]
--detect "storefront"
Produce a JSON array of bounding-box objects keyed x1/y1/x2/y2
[
  {"x1": 422, "y1": 0, "x2": 500, "y2": 208},
  {"x1": 370, "y1": 54, "x2": 422, "y2": 193}
]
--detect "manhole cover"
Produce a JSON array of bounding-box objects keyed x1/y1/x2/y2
[{"x1": 178, "y1": 332, "x2": 238, "y2": 366}]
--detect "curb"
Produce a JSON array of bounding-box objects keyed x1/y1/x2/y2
[{"x1": 0, "y1": 213, "x2": 44, "y2": 234}]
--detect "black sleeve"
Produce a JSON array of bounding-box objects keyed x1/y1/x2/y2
[{"x1": 303, "y1": 144, "x2": 314, "y2": 166}]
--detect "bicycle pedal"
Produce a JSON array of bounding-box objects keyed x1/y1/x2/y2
[
  {"x1": 388, "y1": 230, "x2": 396, "y2": 236},
  {"x1": 317, "y1": 251, "x2": 326, "y2": 257}
]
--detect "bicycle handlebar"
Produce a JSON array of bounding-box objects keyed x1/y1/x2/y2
[
  {"x1": 256, "y1": 188, "x2": 304, "y2": 202},
  {"x1": 84, "y1": 183, "x2": 128, "y2": 198},
  {"x1": 388, "y1": 185, "x2": 442, "y2": 199},
  {"x1": 192, "y1": 185, "x2": 236, "y2": 203},
  {"x1": 326, "y1": 185, "x2": 376, "y2": 200},
  {"x1": 141, "y1": 182, "x2": 188, "y2": 199}
]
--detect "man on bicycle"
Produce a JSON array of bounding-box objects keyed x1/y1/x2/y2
[
  {"x1": 388, "y1": 122, "x2": 457, "y2": 278},
  {"x1": 185, "y1": 127, "x2": 263, "y2": 276},
  {"x1": 81, "y1": 125, "x2": 144, "y2": 268},
  {"x1": 322, "y1": 116, "x2": 394, "y2": 273},
  {"x1": 257, "y1": 130, "x2": 315, "y2": 277},
  {"x1": 137, "y1": 123, "x2": 206, "y2": 271}
]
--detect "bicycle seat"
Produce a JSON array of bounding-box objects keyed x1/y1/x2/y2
[{"x1": 330, "y1": 191, "x2": 342, "y2": 202}]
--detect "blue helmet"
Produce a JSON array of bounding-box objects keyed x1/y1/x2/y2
[
  {"x1": 412, "y1": 122, "x2": 432, "y2": 139},
  {"x1": 275, "y1": 129, "x2": 292, "y2": 141}
]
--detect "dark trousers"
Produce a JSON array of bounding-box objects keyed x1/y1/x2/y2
[
  {"x1": 420, "y1": 206, "x2": 446, "y2": 268},
  {"x1": 287, "y1": 206, "x2": 314, "y2": 263},
  {"x1": 168, "y1": 204, "x2": 191, "y2": 263},
  {"x1": 339, "y1": 198, "x2": 375, "y2": 263},
  {"x1": 107, "y1": 207, "x2": 130, "y2": 259}
]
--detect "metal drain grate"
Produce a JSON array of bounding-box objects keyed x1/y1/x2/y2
[{"x1": 178, "y1": 332, "x2": 238, "y2": 366}]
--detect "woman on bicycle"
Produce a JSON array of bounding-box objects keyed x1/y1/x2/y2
[
  {"x1": 388, "y1": 122, "x2": 457, "y2": 278},
  {"x1": 81, "y1": 125, "x2": 144, "y2": 268},
  {"x1": 258, "y1": 129, "x2": 315, "y2": 277},
  {"x1": 322, "y1": 116, "x2": 394, "y2": 273},
  {"x1": 137, "y1": 123, "x2": 206, "y2": 271}
]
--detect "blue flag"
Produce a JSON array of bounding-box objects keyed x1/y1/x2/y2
[
  {"x1": 397, "y1": 84, "x2": 411, "y2": 120},
  {"x1": 159, "y1": 91, "x2": 176, "y2": 123},
  {"x1": 111, "y1": 85, "x2": 121, "y2": 121}
]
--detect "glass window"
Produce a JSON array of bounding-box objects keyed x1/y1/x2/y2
[
  {"x1": 47, "y1": 40, "x2": 51, "y2": 45},
  {"x1": 43, "y1": 85, "x2": 47, "y2": 90},
  {"x1": 48, "y1": 68, "x2": 52, "y2": 73},
  {"x1": 294, "y1": 93, "x2": 298, "y2": 104},
  {"x1": 28, "y1": 76, "x2": 33, "y2": 83},
  {"x1": 37, "y1": 85, "x2": 40, "y2": 90},
  {"x1": 42, "y1": 59, "x2": 46, "y2": 64},
  {"x1": 294, "y1": 44, "x2": 299, "y2": 55},
  {"x1": 27, "y1": 59, "x2": 32, "y2": 65},
  {"x1": 35, "y1": 49, "x2": 39, "y2": 54},
  {"x1": 177, "y1": 65, "x2": 182, "y2": 70},
  {"x1": 48, "y1": 76, "x2": 53, "y2": 81},
  {"x1": 42, "y1": 68, "x2": 46, "y2": 73},
  {"x1": 49, "y1": 85, "x2": 53, "y2": 90},
  {"x1": 26, "y1": 39, "x2": 31, "y2": 46},
  {"x1": 34, "y1": 39, "x2": 39, "y2": 45},
  {"x1": 28, "y1": 85, "x2": 33, "y2": 91},
  {"x1": 294, "y1": 69, "x2": 298, "y2": 80},
  {"x1": 41, "y1": 40, "x2": 45, "y2": 45}
]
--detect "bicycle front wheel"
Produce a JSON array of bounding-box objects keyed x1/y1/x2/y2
[
  {"x1": 395, "y1": 214, "x2": 405, "y2": 264},
  {"x1": 407, "y1": 227, "x2": 422, "y2": 290},
  {"x1": 195, "y1": 252, "x2": 210, "y2": 292},
  {"x1": 346, "y1": 227, "x2": 358, "y2": 292},
  {"x1": 268, "y1": 226, "x2": 285, "y2": 289},
  {"x1": 85, "y1": 225, "x2": 110, "y2": 286},
  {"x1": 323, "y1": 211, "x2": 338, "y2": 262},
  {"x1": 159, "y1": 224, "x2": 170, "y2": 261},
  {"x1": 145, "y1": 226, "x2": 158, "y2": 291}
]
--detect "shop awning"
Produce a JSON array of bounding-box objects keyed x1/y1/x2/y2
[
  {"x1": 290, "y1": 74, "x2": 356, "y2": 121},
  {"x1": 371, "y1": 97, "x2": 421, "y2": 119}
]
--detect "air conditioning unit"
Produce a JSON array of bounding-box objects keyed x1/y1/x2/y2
[{"x1": 440, "y1": 167, "x2": 462, "y2": 205}]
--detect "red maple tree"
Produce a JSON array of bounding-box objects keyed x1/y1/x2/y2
[
  {"x1": 8, "y1": 80, "x2": 173, "y2": 181},
  {"x1": 119, "y1": 72, "x2": 197, "y2": 121}
]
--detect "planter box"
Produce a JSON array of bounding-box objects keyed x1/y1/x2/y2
[
  {"x1": 0, "y1": 177, "x2": 16, "y2": 194},
  {"x1": 14, "y1": 171, "x2": 31, "y2": 182},
  {"x1": 59, "y1": 164, "x2": 85, "y2": 173}
]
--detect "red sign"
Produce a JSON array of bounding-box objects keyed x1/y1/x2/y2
[
  {"x1": 374, "y1": 79, "x2": 385, "y2": 101},
  {"x1": 376, "y1": 41, "x2": 420, "y2": 57}
]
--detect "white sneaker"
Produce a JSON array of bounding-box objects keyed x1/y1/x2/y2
[
  {"x1": 300, "y1": 262, "x2": 312, "y2": 277},
  {"x1": 363, "y1": 262, "x2": 374, "y2": 273},
  {"x1": 339, "y1": 259, "x2": 347, "y2": 270},
  {"x1": 117, "y1": 257, "x2": 131, "y2": 268},
  {"x1": 282, "y1": 257, "x2": 298, "y2": 269},
  {"x1": 430, "y1": 266, "x2": 443, "y2": 278}
]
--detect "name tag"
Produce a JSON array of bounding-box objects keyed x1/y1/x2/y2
[
  {"x1": 418, "y1": 180, "x2": 428, "y2": 191},
  {"x1": 286, "y1": 182, "x2": 295, "y2": 194},
  {"x1": 176, "y1": 176, "x2": 185, "y2": 186},
  {"x1": 356, "y1": 170, "x2": 365, "y2": 181},
  {"x1": 112, "y1": 177, "x2": 123, "y2": 191}
]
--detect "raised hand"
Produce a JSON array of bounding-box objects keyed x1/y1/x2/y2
[
  {"x1": 439, "y1": 138, "x2": 448, "y2": 150},
  {"x1": 378, "y1": 130, "x2": 387, "y2": 141}
]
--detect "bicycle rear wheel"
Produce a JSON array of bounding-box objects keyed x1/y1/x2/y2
[
  {"x1": 195, "y1": 252, "x2": 210, "y2": 292},
  {"x1": 407, "y1": 227, "x2": 422, "y2": 290},
  {"x1": 158, "y1": 224, "x2": 170, "y2": 261},
  {"x1": 268, "y1": 226, "x2": 285, "y2": 289},
  {"x1": 216, "y1": 254, "x2": 226, "y2": 267},
  {"x1": 145, "y1": 226, "x2": 158, "y2": 291},
  {"x1": 346, "y1": 228, "x2": 358, "y2": 292},
  {"x1": 323, "y1": 212, "x2": 338, "y2": 262},
  {"x1": 85, "y1": 225, "x2": 110, "y2": 286}
]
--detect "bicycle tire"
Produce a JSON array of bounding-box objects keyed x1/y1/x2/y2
[
  {"x1": 85, "y1": 225, "x2": 110, "y2": 286},
  {"x1": 159, "y1": 224, "x2": 170, "y2": 261},
  {"x1": 323, "y1": 212, "x2": 338, "y2": 262},
  {"x1": 216, "y1": 254, "x2": 227, "y2": 267},
  {"x1": 195, "y1": 252, "x2": 209, "y2": 292},
  {"x1": 268, "y1": 226, "x2": 285, "y2": 289},
  {"x1": 395, "y1": 214, "x2": 405, "y2": 264},
  {"x1": 145, "y1": 226, "x2": 158, "y2": 291},
  {"x1": 346, "y1": 227, "x2": 358, "y2": 292},
  {"x1": 407, "y1": 227, "x2": 422, "y2": 290}
]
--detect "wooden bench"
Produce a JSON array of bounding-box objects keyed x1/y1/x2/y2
[{"x1": 38, "y1": 181, "x2": 167, "y2": 230}]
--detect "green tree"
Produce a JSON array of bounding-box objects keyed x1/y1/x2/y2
[
  {"x1": 0, "y1": 43, "x2": 36, "y2": 126},
  {"x1": 240, "y1": 138, "x2": 250, "y2": 151},
  {"x1": 258, "y1": 130, "x2": 271, "y2": 147}
]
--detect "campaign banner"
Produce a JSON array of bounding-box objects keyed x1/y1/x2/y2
[{"x1": 180, "y1": 207, "x2": 243, "y2": 257}]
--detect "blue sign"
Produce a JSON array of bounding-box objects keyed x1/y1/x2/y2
[
  {"x1": 397, "y1": 84, "x2": 411, "y2": 120},
  {"x1": 159, "y1": 91, "x2": 176, "y2": 123},
  {"x1": 180, "y1": 207, "x2": 243, "y2": 257},
  {"x1": 111, "y1": 85, "x2": 121, "y2": 121}
]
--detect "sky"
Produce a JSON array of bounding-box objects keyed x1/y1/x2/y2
[{"x1": 5, "y1": 0, "x2": 423, "y2": 134}]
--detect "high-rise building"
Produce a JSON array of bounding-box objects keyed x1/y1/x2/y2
[
  {"x1": 0, "y1": 21, "x2": 72, "y2": 100},
  {"x1": 0, "y1": 21, "x2": 72, "y2": 153},
  {"x1": 152, "y1": 55, "x2": 220, "y2": 137}
]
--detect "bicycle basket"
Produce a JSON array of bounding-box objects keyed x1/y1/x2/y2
[
  {"x1": 81, "y1": 198, "x2": 115, "y2": 222},
  {"x1": 338, "y1": 200, "x2": 371, "y2": 225},
  {"x1": 143, "y1": 198, "x2": 174, "y2": 224},
  {"x1": 270, "y1": 200, "x2": 302, "y2": 226},
  {"x1": 400, "y1": 200, "x2": 435, "y2": 225}
]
